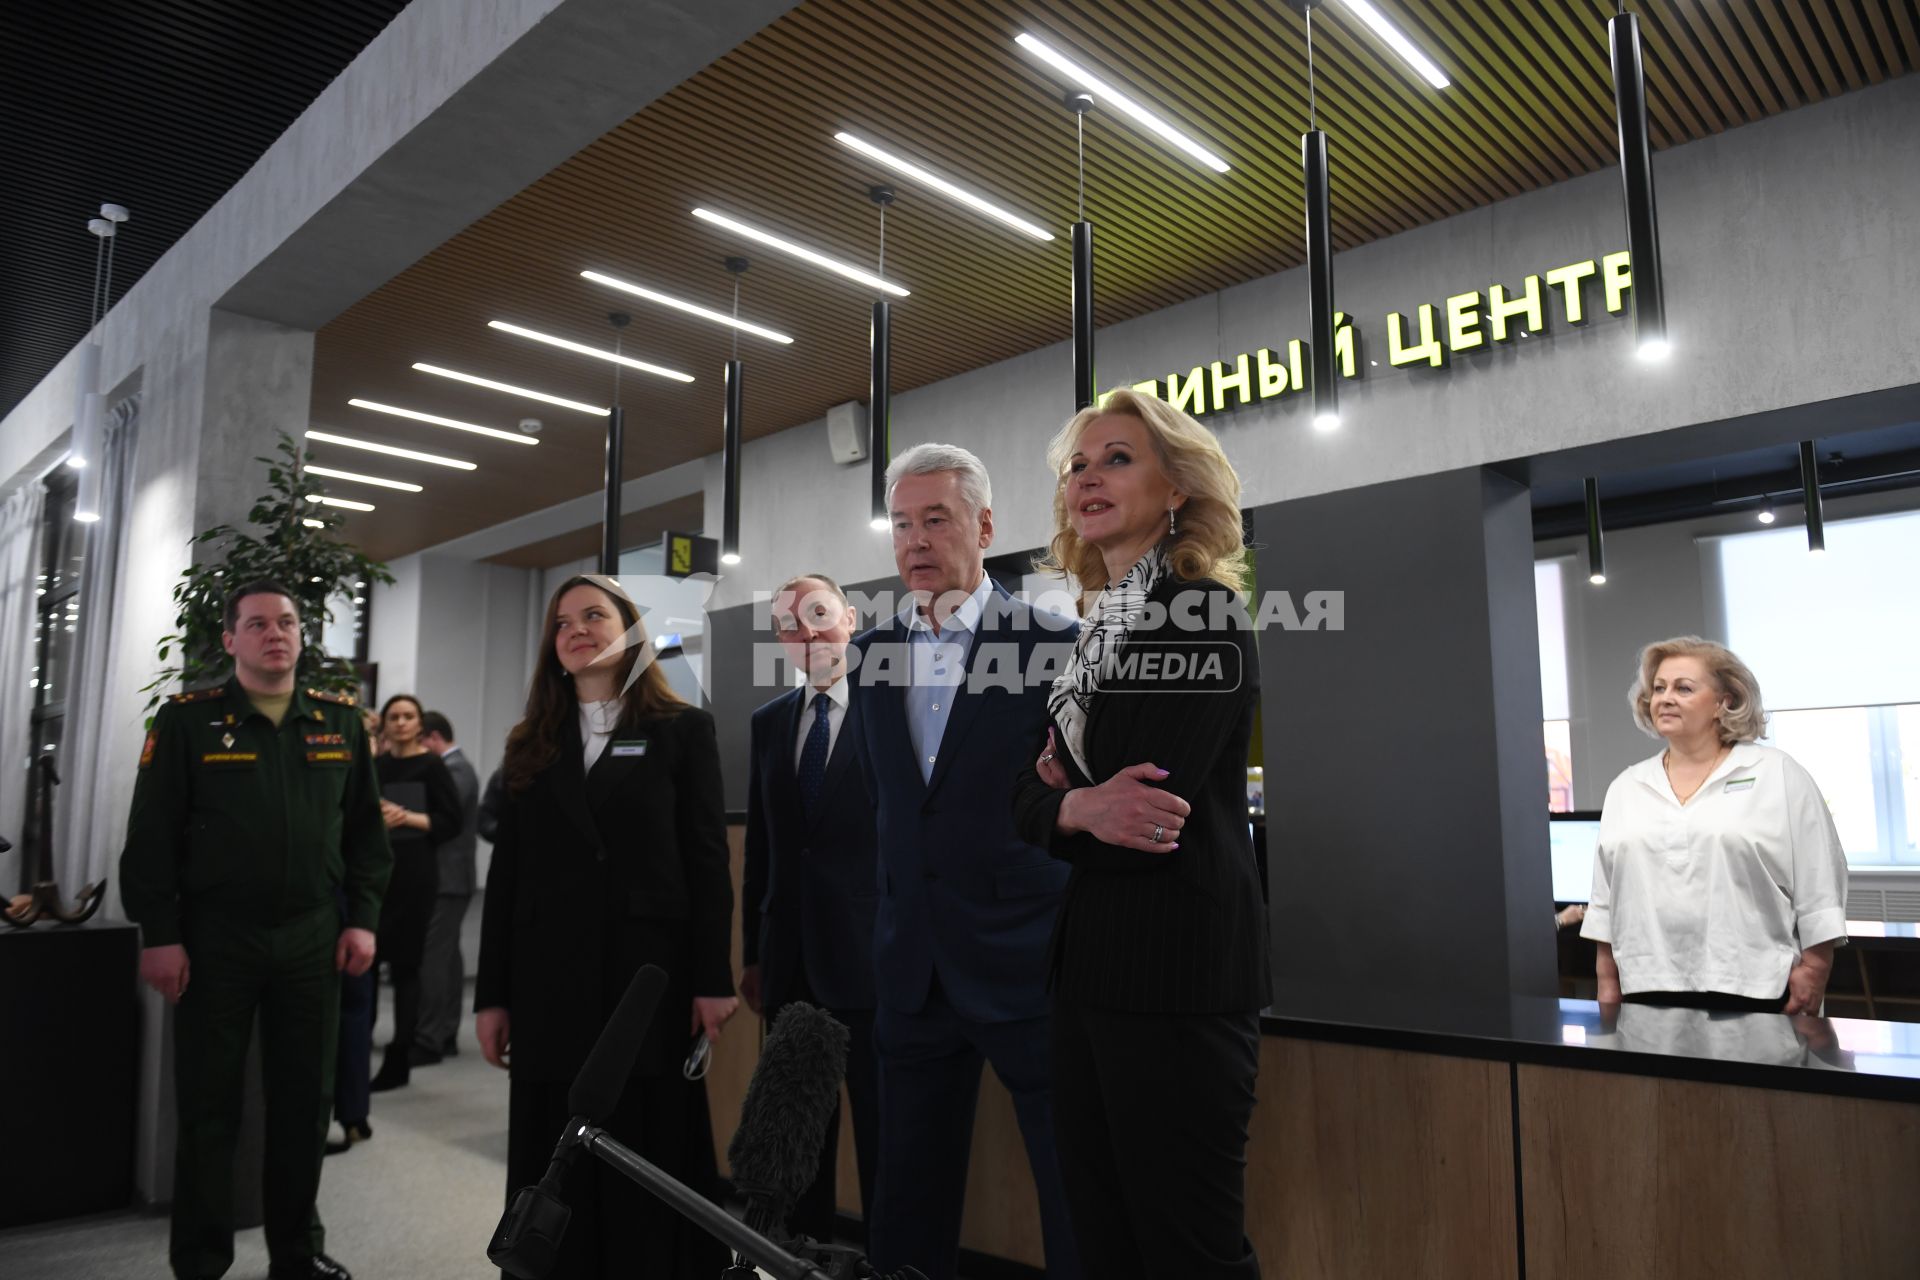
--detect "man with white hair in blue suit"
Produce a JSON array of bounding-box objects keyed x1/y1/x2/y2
[{"x1": 850, "y1": 442, "x2": 1080, "y2": 1280}]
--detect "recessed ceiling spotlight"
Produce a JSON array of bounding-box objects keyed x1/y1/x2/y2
[
  {"x1": 412, "y1": 362, "x2": 609, "y2": 416},
  {"x1": 304, "y1": 465, "x2": 423, "y2": 493},
  {"x1": 1014, "y1": 32, "x2": 1230, "y2": 173},
  {"x1": 347, "y1": 398, "x2": 539, "y2": 446},
  {"x1": 1335, "y1": 0, "x2": 1451, "y2": 89},
  {"x1": 305, "y1": 429, "x2": 477, "y2": 469},
  {"x1": 833, "y1": 132, "x2": 1054, "y2": 241},
  {"x1": 579, "y1": 271, "x2": 796, "y2": 344},
  {"x1": 691, "y1": 208, "x2": 910, "y2": 297},
  {"x1": 487, "y1": 321, "x2": 695, "y2": 383}
]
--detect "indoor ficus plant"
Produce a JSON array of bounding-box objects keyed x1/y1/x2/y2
[{"x1": 141, "y1": 433, "x2": 393, "y2": 718}]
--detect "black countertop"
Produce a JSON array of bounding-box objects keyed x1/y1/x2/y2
[{"x1": 1261, "y1": 980, "x2": 1920, "y2": 1104}]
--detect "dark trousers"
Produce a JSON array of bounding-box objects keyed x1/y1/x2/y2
[
  {"x1": 372, "y1": 849, "x2": 437, "y2": 1081},
  {"x1": 869, "y1": 978, "x2": 1080, "y2": 1280},
  {"x1": 416, "y1": 890, "x2": 471, "y2": 1052},
  {"x1": 332, "y1": 965, "x2": 373, "y2": 1126},
  {"x1": 506, "y1": 1073, "x2": 728, "y2": 1280},
  {"x1": 766, "y1": 968, "x2": 881, "y2": 1243},
  {"x1": 171, "y1": 905, "x2": 339, "y2": 1279},
  {"x1": 1050, "y1": 999, "x2": 1262, "y2": 1280}
]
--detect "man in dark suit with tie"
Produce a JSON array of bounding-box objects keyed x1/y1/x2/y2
[
  {"x1": 741, "y1": 572, "x2": 881, "y2": 1242},
  {"x1": 851, "y1": 444, "x2": 1080, "y2": 1280}
]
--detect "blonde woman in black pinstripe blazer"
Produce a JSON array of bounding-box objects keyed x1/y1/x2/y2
[{"x1": 1012, "y1": 388, "x2": 1269, "y2": 1280}]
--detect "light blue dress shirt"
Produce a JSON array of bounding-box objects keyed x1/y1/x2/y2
[{"x1": 900, "y1": 574, "x2": 992, "y2": 783}]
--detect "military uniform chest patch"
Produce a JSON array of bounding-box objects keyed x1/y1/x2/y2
[
  {"x1": 200, "y1": 751, "x2": 259, "y2": 768},
  {"x1": 304, "y1": 733, "x2": 346, "y2": 747}
]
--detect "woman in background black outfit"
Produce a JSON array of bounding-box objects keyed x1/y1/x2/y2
[
  {"x1": 476, "y1": 574, "x2": 737, "y2": 1280},
  {"x1": 1013, "y1": 389, "x2": 1270, "y2": 1280},
  {"x1": 369, "y1": 693, "x2": 461, "y2": 1092}
]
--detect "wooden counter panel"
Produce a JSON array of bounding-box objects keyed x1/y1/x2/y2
[
  {"x1": 1518, "y1": 1064, "x2": 1920, "y2": 1280},
  {"x1": 1248, "y1": 1038, "x2": 1518, "y2": 1279}
]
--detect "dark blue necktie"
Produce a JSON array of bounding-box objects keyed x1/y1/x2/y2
[{"x1": 798, "y1": 691, "x2": 832, "y2": 816}]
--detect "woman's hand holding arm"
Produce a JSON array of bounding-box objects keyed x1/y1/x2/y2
[
  {"x1": 1057, "y1": 762, "x2": 1191, "y2": 853},
  {"x1": 1035, "y1": 727, "x2": 1070, "y2": 791}
]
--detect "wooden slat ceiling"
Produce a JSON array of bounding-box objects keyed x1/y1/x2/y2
[
  {"x1": 312, "y1": 0, "x2": 1917, "y2": 563},
  {"x1": 1, "y1": 0, "x2": 414, "y2": 421}
]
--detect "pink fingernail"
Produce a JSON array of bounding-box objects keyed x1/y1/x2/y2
[{"x1": 1154, "y1": 768, "x2": 1170, "y2": 778}]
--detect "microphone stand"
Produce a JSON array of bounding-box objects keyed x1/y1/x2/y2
[{"x1": 576, "y1": 1123, "x2": 833, "y2": 1280}]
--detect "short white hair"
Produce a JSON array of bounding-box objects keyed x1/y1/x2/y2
[{"x1": 885, "y1": 442, "x2": 992, "y2": 517}]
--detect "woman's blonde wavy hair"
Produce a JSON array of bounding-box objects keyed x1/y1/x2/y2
[
  {"x1": 1036, "y1": 388, "x2": 1249, "y2": 611},
  {"x1": 1628, "y1": 635, "x2": 1770, "y2": 744}
]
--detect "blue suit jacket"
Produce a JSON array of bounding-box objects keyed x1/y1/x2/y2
[
  {"x1": 742, "y1": 684, "x2": 879, "y2": 1012},
  {"x1": 849, "y1": 581, "x2": 1078, "y2": 1023}
]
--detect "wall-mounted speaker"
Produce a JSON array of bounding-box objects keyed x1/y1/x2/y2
[{"x1": 827, "y1": 401, "x2": 868, "y2": 464}]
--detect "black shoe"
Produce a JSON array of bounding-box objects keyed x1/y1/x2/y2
[
  {"x1": 408, "y1": 1043, "x2": 443, "y2": 1068},
  {"x1": 268, "y1": 1252, "x2": 351, "y2": 1279},
  {"x1": 368, "y1": 1060, "x2": 409, "y2": 1093},
  {"x1": 324, "y1": 1120, "x2": 372, "y2": 1155}
]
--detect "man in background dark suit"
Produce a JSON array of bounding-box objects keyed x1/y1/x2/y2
[
  {"x1": 851, "y1": 444, "x2": 1080, "y2": 1280},
  {"x1": 415, "y1": 711, "x2": 479, "y2": 1062},
  {"x1": 742, "y1": 572, "x2": 880, "y2": 1242}
]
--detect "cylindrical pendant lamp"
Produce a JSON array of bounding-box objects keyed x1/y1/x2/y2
[
  {"x1": 1799, "y1": 441, "x2": 1824, "y2": 554},
  {"x1": 1067, "y1": 93, "x2": 1096, "y2": 411},
  {"x1": 1585, "y1": 478, "x2": 1606, "y2": 585},
  {"x1": 1302, "y1": 127, "x2": 1338, "y2": 430},
  {"x1": 870, "y1": 299, "x2": 891, "y2": 529},
  {"x1": 600, "y1": 312, "x2": 630, "y2": 575},
  {"x1": 719, "y1": 258, "x2": 749, "y2": 566},
  {"x1": 1608, "y1": 10, "x2": 1668, "y2": 362},
  {"x1": 869, "y1": 186, "x2": 895, "y2": 530}
]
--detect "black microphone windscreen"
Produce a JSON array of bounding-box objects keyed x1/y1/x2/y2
[
  {"x1": 726, "y1": 1002, "x2": 849, "y2": 1204},
  {"x1": 567, "y1": 964, "x2": 669, "y2": 1122}
]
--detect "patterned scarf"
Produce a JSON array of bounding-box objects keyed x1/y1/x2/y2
[{"x1": 1048, "y1": 545, "x2": 1169, "y2": 779}]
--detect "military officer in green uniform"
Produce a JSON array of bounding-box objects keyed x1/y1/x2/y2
[{"x1": 120, "y1": 579, "x2": 392, "y2": 1280}]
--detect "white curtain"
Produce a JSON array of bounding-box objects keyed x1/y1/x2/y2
[
  {"x1": 0, "y1": 482, "x2": 46, "y2": 894},
  {"x1": 54, "y1": 394, "x2": 139, "y2": 899}
]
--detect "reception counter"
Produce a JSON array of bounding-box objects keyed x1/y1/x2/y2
[
  {"x1": 710, "y1": 825, "x2": 1920, "y2": 1277},
  {"x1": 1254, "y1": 982, "x2": 1919, "y2": 1279}
]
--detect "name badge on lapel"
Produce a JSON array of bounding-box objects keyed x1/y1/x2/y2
[
  {"x1": 1724, "y1": 777, "x2": 1757, "y2": 793},
  {"x1": 609, "y1": 740, "x2": 649, "y2": 758}
]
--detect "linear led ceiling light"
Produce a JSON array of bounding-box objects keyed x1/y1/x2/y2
[
  {"x1": 306, "y1": 495, "x2": 376, "y2": 512},
  {"x1": 692, "y1": 207, "x2": 910, "y2": 297},
  {"x1": 488, "y1": 321, "x2": 695, "y2": 383},
  {"x1": 347, "y1": 398, "x2": 538, "y2": 446},
  {"x1": 1336, "y1": 0, "x2": 1450, "y2": 89},
  {"x1": 304, "y1": 429, "x2": 476, "y2": 470},
  {"x1": 304, "y1": 465, "x2": 423, "y2": 493},
  {"x1": 412, "y1": 362, "x2": 608, "y2": 416},
  {"x1": 834, "y1": 132, "x2": 1055, "y2": 241},
  {"x1": 1014, "y1": 32, "x2": 1230, "y2": 173},
  {"x1": 579, "y1": 271, "x2": 796, "y2": 344},
  {"x1": 302, "y1": 518, "x2": 326, "y2": 529}
]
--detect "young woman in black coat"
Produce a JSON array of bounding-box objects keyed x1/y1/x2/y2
[
  {"x1": 369, "y1": 693, "x2": 461, "y2": 1092},
  {"x1": 476, "y1": 574, "x2": 737, "y2": 1280},
  {"x1": 1013, "y1": 389, "x2": 1270, "y2": 1280}
]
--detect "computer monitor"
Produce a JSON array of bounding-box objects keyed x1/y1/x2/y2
[{"x1": 1549, "y1": 811, "x2": 1602, "y2": 905}]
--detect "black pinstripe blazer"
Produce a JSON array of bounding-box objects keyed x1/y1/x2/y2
[{"x1": 1012, "y1": 577, "x2": 1271, "y2": 1014}]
